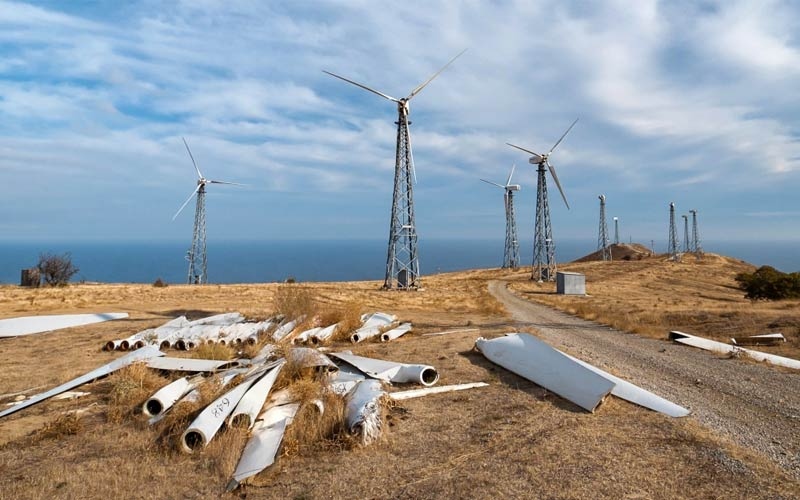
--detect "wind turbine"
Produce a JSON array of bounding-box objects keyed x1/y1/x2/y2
[
  {"x1": 324, "y1": 49, "x2": 466, "y2": 290},
  {"x1": 507, "y1": 118, "x2": 578, "y2": 281},
  {"x1": 173, "y1": 137, "x2": 242, "y2": 285},
  {"x1": 481, "y1": 165, "x2": 521, "y2": 269}
]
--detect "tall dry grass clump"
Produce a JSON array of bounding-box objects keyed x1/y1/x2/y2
[
  {"x1": 191, "y1": 342, "x2": 235, "y2": 361},
  {"x1": 282, "y1": 379, "x2": 349, "y2": 455},
  {"x1": 317, "y1": 300, "x2": 363, "y2": 342},
  {"x1": 273, "y1": 284, "x2": 318, "y2": 320},
  {"x1": 32, "y1": 412, "x2": 83, "y2": 442},
  {"x1": 106, "y1": 362, "x2": 170, "y2": 424}
]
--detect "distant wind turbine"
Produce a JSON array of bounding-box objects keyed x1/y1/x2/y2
[{"x1": 173, "y1": 137, "x2": 243, "y2": 285}]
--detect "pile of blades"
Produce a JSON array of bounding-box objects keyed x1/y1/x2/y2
[
  {"x1": 102, "y1": 312, "x2": 413, "y2": 352},
  {"x1": 1, "y1": 341, "x2": 490, "y2": 492}
]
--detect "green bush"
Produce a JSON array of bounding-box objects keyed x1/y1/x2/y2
[{"x1": 735, "y1": 266, "x2": 800, "y2": 300}]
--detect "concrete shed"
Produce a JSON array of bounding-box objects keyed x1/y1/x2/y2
[{"x1": 556, "y1": 271, "x2": 585, "y2": 295}]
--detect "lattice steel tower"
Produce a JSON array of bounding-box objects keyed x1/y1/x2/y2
[
  {"x1": 597, "y1": 195, "x2": 610, "y2": 261},
  {"x1": 508, "y1": 119, "x2": 578, "y2": 281},
  {"x1": 682, "y1": 214, "x2": 690, "y2": 253},
  {"x1": 481, "y1": 165, "x2": 521, "y2": 268},
  {"x1": 690, "y1": 209, "x2": 704, "y2": 255},
  {"x1": 613, "y1": 217, "x2": 620, "y2": 245},
  {"x1": 324, "y1": 50, "x2": 466, "y2": 289},
  {"x1": 173, "y1": 137, "x2": 242, "y2": 285},
  {"x1": 668, "y1": 202, "x2": 680, "y2": 261}
]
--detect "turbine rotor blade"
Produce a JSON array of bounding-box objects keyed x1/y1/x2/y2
[
  {"x1": 172, "y1": 184, "x2": 202, "y2": 220},
  {"x1": 406, "y1": 125, "x2": 417, "y2": 184},
  {"x1": 480, "y1": 178, "x2": 505, "y2": 189},
  {"x1": 548, "y1": 117, "x2": 579, "y2": 155},
  {"x1": 506, "y1": 164, "x2": 516, "y2": 186},
  {"x1": 506, "y1": 142, "x2": 543, "y2": 162},
  {"x1": 208, "y1": 180, "x2": 246, "y2": 186},
  {"x1": 322, "y1": 70, "x2": 400, "y2": 103},
  {"x1": 182, "y1": 137, "x2": 203, "y2": 179},
  {"x1": 547, "y1": 161, "x2": 570, "y2": 210},
  {"x1": 408, "y1": 48, "x2": 467, "y2": 99}
]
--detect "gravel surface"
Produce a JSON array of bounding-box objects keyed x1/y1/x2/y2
[{"x1": 489, "y1": 280, "x2": 800, "y2": 479}]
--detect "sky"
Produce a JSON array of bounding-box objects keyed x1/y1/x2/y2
[{"x1": 1, "y1": 0, "x2": 799, "y2": 248}]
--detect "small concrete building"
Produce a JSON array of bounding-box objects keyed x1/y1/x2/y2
[{"x1": 556, "y1": 271, "x2": 585, "y2": 295}]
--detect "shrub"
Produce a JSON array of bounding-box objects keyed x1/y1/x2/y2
[
  {"x1": 273, "y1": 284, "x2": 317, "y2": 320},
  {"x1": 153, "y1": 278, "x2": 168, "y2": 288},
  {"x1": 37, "y1": 252, "x2": 79, "y2": 286},
  {"x1": 735, "y1": 266, "x2": 800, "y2": 300}
]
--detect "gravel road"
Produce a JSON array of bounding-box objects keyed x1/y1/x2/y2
[{"x1": 488, "y1": 280, "x2": 800, "y2": 479}]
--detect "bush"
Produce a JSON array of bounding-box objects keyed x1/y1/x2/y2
[
  {"x1": 37, "y1": 252, "x2": 79, "y2": 286},
  {"x1": 153, "y1": 278, "x2": 168, "y2": 288},
  {"x1": 273, "y1": 284, "x2": 317, "y2": 320},
  {"x1": 735, "y1": 266, "x2": 800, "y2": 300}
]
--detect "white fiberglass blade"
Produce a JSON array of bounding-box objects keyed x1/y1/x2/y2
[
  {"x1": 506, "y1": 164, "x2": 516, "y2": 186},
  {"x1": 506, "y1": 142, "x2": 543, "y2": 163},
  {"x1": 182, "y1": 137, "x2": 204, "y2": 179},
  {"x1": 172, "y1": 184, "x2": 201, "y2": 220},
  {"x1": 480, "y1": 178, "x2": 505, "y2": 189},
  {"x1": 0, "y1": 312, "x2": 128, "y2": 338},
  {"x1": 208, "y1": 180, "x2": 246, "y2": 186},
  {"x1": 408, "y1": 48, "x2": 467, "y2": 99},
  {"x1": 547, "y1": 117, "x2": 579, "y2": 155},
  {"x1": 322, "y1": 70, "x2": 400, "y2": 103},
  {"x1": 547, "y1": 162, "x2": 570, "y2": 210}
]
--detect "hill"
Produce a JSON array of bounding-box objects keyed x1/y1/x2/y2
[{"x1": 573, "y1": 242, "x2": 653, "y2": 262}]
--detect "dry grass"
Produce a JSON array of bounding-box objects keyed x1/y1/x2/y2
[
  {"x1": 190, "y1": 342, "x2": 235, "y2": 361},
  {"x1": 273, "y1": 283, "x2": 318, "y2": 320},
  {"x1": 1, "y1": 269, "x2": 798, "y2": 498},
  {"x1": 31, "y1": 413, "x2": 83, "y2": 442},
  {"x1": 105, "y1": 363, "x2": 170, "y2": 424},
  {"x1": 508, "y1": 253, "x2": 800, "y2": 359}
]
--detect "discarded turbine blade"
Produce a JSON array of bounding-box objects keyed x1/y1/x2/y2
[
  {"x1": 146, "y1": 357, "x2": 243, "y2": 372},
  {"x1": 182, "y1": 136, "x2": 203, "y2": 179},
  {"x1": 731, "y1": 333, "x2": 786, "y2": 346},
  {"x1": 380, "y1": 323, "x2": 413, "y2": 342},
  {"x1": 345, "y1": 379, "x2": 386, "y2": 445},
  {"x1": 143, "y1": 376, "x2": 201, "y2": 417},
  {"x1": 350, "y1": 312, "x2": 397, "y2": 343},
  {"x1": 670, "y1": 331, "x2": 800, "y2": 370},
  {"x1": 172, "y1": 184, "x2": 202, "y2": 220},
  {"x1": 229, "y1": 360, "x2": 286, "y2": 429},
  {"x1": 227, "y1": 402, "x2": 300, "y2": 491},
  {"x1": 329, "y1": 351, "x2": 439, "y2": 386},
  {"x1": 408, "y1": 48, "x2": 467, "y2": 99},
  {"x1": 560, "y1": 353, "x2": 690, "y2": 417},
  {"x1": 547, "y1": 162, "x2": 570, "y2": 209},
  {"x1": 0, "y1": 312, "x2": 129, "y2": 338},
  {"x1": 547, "y1": 117, "x2": 579, "y2": 155},
  {"x1": 180, "y1": 367, "x2": 268, "y2": 453},
  {"x1": 474, "y1": 333, "x2": 614, "y2": 412},
  {"x1": 0, "y1": 346, "x2": 164, "y2": 419},
  {"x1": 421, "y1": 328, "x2": 480, "y2": 337},
  {"x1": 322, "y1": 70, "x2": 400, "y2": 102},
  {"x1": 286, "y1": 348, "x2": 339, "y2": 374},
  {"x1": 389, "y1": 382, "x2": 489, "y2": 400}
]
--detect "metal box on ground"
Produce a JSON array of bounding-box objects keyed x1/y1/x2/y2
[{"x1": 556, "y1": 271, "x2": 585, "y2": 295}]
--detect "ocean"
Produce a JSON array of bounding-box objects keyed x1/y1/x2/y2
[{"x1": 0, "y1": 239, "x2": 798, "y2": 285}]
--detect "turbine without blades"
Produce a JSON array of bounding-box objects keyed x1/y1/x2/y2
[
  {"x1": 173, "y1": 137, "x2": 244, "y2": 285},
  {"x1": 507, "y1": 118, "x2": 579, "y2": 281},
  {"x1": 324, "y1": 49, "x2": 466, "y2": 289},
  {"x1": 481, "y1": 164, "x2": 521, "y2": 268}
]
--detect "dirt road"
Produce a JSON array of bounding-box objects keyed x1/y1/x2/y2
[{"x1": 488, "y1": 280, "x2": 800, "y2": 479}]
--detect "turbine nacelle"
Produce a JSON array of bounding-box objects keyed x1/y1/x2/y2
[{"x1": 507, "y1": 184, "x2": 521, "y2": 191}]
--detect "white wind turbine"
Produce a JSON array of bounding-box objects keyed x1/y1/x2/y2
[{"x1": 173, "y1": 137, "x2": 243, "y2": 285}]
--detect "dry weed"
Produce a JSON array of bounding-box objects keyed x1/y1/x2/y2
[
  {"x1": 283, "y1": 381, "x2": 348, "y2": 455},
  {"x1": 31, "y1": 412, "x2": 83, "y2": 442},
  {"x1": 106, "y1": 363, "x2": 170, "y2": 424},
  {"x1": 191, "y1": 342, "x2": 235, "y2": 361},
  {"x1": 273, "y1": 284, "x2": 318, "y2": 320}
]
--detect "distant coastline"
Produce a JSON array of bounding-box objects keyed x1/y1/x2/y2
[{"x1": 0, "y1": 239, "x2": 797, "y2": 285}]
